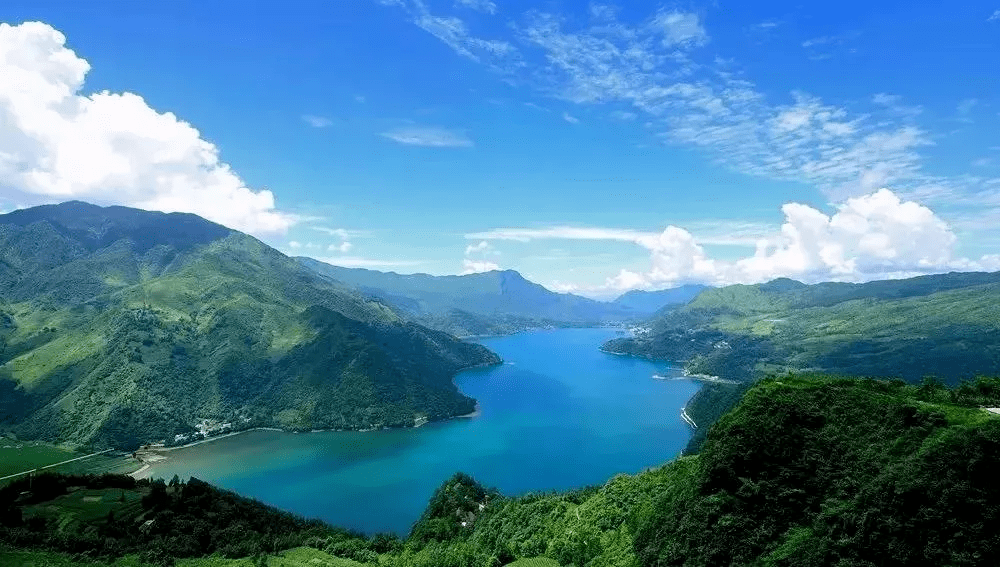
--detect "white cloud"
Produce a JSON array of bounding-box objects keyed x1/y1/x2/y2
[
  {"x1": 462, "y1": 238, "x2": 500, "y2": 273},
  {"x1": 651, "y1": 10, "x2": 708, "y2": 48},
  {"x1": 302, "y1": 114, "x2": 333, "y2": 128},
  {"x1": 461, "y1": 258, "x2": 500, "y2": 274},
  {"x1": 562, "y1": 112, "x2": 580, "y2": 124},
  {"x1": 454, "y1": 0, "x2": 497, "y2": 15},
  {"x1": 308, "y1": 226, "x2": 356, "y2": 252},
  {"x1": 381, "y1": 126, "x2": 473, "y2": 147},
  {"x1": 465, "y1": 240, "x2": 491, "y2": 255},
  {"x1": 381, "y1": 0, "x2": 516, "y2": 67},
  {"x1": 288, "y1": 241, "x2": 303, "y2": 249},
  {"x1": 470, "y1": 189, "x2": 999, "y2": 293},
  {"x1": 872, "y1": 93, "x2": 901, "y2": 106},
  {"x1": 989, "y1": 10, "x2": 1000, "y2": 22},
  {"x1": 0, "y1": 22, "x2": 296, "y2": 236}
]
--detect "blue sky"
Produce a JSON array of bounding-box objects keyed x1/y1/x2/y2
[{"x1": 0, "y1": 1, "x2": 998, "y2": 297}]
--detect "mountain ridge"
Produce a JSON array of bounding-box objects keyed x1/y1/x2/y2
[
  {"x1": 0, "y1": 202, "x2": 499, "y2": 449},
  {"x1": 297, "y1": 258, "x2": 641, "y2": 336}
]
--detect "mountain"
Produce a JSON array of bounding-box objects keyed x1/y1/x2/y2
[
  {"x1": 0, "y1": 202, "x2": 499, "y2": 449},
  {"x1": 610, "y1": 284, "x2": 707, "y2": 315},
  {"x1": 605, "y1": 271, "x2": 1000, "y2": 384},
  {"x1": 5, "y1": 376, "x2": 999, "y2": 566},
  {"x1": 297, "y1": 259, "x2": 638, "y2": 335}
]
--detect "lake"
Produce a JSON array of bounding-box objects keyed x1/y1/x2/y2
[{"x1": 143, "y1": 327, "x2": 699, "y2": 535}]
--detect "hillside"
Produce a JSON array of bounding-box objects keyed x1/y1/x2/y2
[
  {"x1": 297, "y1": 260, "x2": 637, "y2": 336},
  {"x1": 605, "y1": 271, "x2": 1000, "y2": 384},
  {"x1": 4, "y1": 376, "x2": 999, "y2": 566},
  {"x1": 0, "y1": 202, "x2": 499, "y2": 449}
]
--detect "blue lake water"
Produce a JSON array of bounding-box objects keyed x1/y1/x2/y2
[{"x1": 144, "y1": 328, "x2": 699, "y2": 535}]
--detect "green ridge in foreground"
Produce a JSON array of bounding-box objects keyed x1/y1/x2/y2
[{"x1": 3, "y1": 375, "x2": 999, "y2": 566}]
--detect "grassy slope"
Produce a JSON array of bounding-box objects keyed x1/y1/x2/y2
[{"x1": 0, "y1": 439, "x2": 136, "y2": 479}]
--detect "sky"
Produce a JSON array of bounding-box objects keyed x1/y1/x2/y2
[{"x1": 0, "y1": 1, "x2": 999, "y2": 298}]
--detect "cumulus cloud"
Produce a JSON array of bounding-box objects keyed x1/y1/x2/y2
[
  {"x1": 989, "y1": 10, "x2": 1000, "y2": 22},
  {"x1": 0, "y1": 22, "x2": 296, "y2": 235},
  {"x1": 562, "y1": 112, "x2": 580, "y2": 124},
  {"x1": 462, "y1": 238, "x2": 500, "y2": 273},
  {"x1": 471, "y1": 189, "x2": 998, "y2": 293},
  {"x1": 380, "y1": 126, "x2": 473, "y2": 147},
  {"x1": 465, "y1": 240, "x2": 491, "y2": 255}
]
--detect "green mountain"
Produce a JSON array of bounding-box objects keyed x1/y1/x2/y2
[
  {"x1": 0, "y1": 202, "x2": 499, "y2": 450},
  {"x1": 605, "y1": 271, "x2": 1000, "y2": 384},
  {"x1": 5, "y1": 376, "x2": 999, "y2": 566},
  {"x1": 610, "y1": 285, "x2": 707, "y2": 315},
  {"x1": 298, "y1": 259, "x2": 638, "y2": 336}
]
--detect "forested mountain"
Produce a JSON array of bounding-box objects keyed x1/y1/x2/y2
[
  {"x1": 298, "y1": 259, "x2": 638, "y2": 336},
  {"x1": 605, "y1": 271, "x2": 1000, "y2": 384},
  {"x1": 610, "y1": 285, "x2": 707, "y2": 315},
  {"x1": 4, "y1": 376, "x2": 999, "y2": 566},
  {"x1": 0, "y1": 202, "x2": 499, "y2": 450}
]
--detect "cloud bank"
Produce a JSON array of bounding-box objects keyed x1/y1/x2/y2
[
  {"x1": 471, "y1": 189, "x2": 999, "y2": 293},
  {"x1": 0, "y1": 22, "x2": 296, "y2": 235}
]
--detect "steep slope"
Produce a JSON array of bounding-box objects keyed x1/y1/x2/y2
[
  {"x1": 0, "y1": 202, "x2": 499, "y2": 449},
  {"x1": 605, "y1": 271, "x2": 1000, "y2": 384},
  {"x1": 298, "y1": 259, "x2": 637, "y2": 335},
  {"x1": 610, "y1": 285, "x2": 707, "y2": 315}
]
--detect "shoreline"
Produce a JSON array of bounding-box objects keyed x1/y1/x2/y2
[{"x1": 132, "y1": 404, "x2": 489, "y2": 477}]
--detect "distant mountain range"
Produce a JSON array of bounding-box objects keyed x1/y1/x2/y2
[
  {"x1": 0, "y1": 202, "x2": 498, "y2": 449},
  {"x1": 297, "y1": 259, "x2": 703, "y2": 335},
  {"x1": 609, "y1": 285, "x2": 707, "y2": 315}
]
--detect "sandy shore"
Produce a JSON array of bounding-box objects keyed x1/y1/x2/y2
[
  {"x1": 455, "y1": 404, "x2": 482, "y2": 419},
  {"x1": 680, "y1": 407, "x2": 697, "y2": 429}
]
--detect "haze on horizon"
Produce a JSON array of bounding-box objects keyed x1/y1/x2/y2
[{"x1": 0, "y1": 1, "x2": 998, "y2": 298}]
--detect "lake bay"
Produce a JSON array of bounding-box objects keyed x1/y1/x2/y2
[{"x1": 144, "y1": 328, "x2": 699, "y2": 535}]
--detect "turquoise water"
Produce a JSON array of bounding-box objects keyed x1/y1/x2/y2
[{"x1": 144, "y1": 328, "x2": 699, "y2": 535}]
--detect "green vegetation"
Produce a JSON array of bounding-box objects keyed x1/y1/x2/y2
[
  {"x1": 605, "y1": 272, "x2": 1000, "y2": 447},
  {"x1": 607, "y1": 272, "x2": 1000, "y2": 385},
  {"x1": 5, "y1": 376, "x2": 998, "y2": 566},
  {"x1": 297, "y1": 260, "x2": 643, "y2": 336},
  {"x1": 0, "y1": 440, "x2": 134, "y2": 478},
  {"x1": 0, "y1": 202, "x2": 499, "y2": 450}
]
